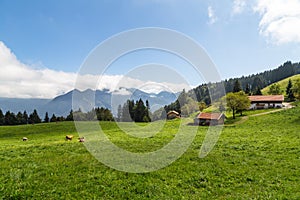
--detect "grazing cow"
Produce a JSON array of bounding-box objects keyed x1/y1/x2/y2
[
  {"x1": 22, "y1": 137, "x2": 28, "y2": 141},
  {"x1": 66, "y1": 135, "x2": 74, "y2": 141},
  {"x1": 78, "y1": 137, "x2": 85, "y2": 142}
]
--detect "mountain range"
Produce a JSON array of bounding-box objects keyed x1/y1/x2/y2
[{"x1": 0, "y1": 88, "x2": 179, "y2": 117}]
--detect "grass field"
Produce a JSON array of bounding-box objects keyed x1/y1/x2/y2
[
  {"x1": 262, "y1": 74, "x2": 300, "y2": 95},
  {"x1": 1, "y1": 104, "x2": 300, "y2": 199}
]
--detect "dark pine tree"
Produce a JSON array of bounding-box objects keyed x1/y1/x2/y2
[
  {"x1": 245, "y1": 84, "x2": 251, "y2": 95},
  {"x1": 50, "y1": 114, "x2": 57, "y2": 122},
  {"x1": 103, "y1": 108, "x2": 113, "y2": 121},
  {"x1": 253, "y1": 87, "x2": 262, "y2": 95},
  {"x1": 0, "y1": 109, "x2": 4, "y2": 125},
  {"x1": 28, "y1": 109, "x2": 41, "y2": 124},
  {"x1": 252, "y1": 77, "x2": 264, "y2": 91},
  {"x1": 4, "y1": 111, "x2": 17, "y2": 125},
  {"x1": 144, "y1": 100, "x2": 151, "y2": 122},
  {"x1": 286, "y1": 79, "x2": 295, "y2": 101},
  {"x1": 134, "y1": 99, "x2": 147, "y2": 122},
  {"x1": 233, "y1": 80, "x2": 242, "y2": 93},
  {"x1": 66, "y1": 110, "x2": 74, "y2": 121},
  {"x1": 128, "y1": 100, "x2": 135, "y2": 120},
  {"x1": 44, "y1": 112, "x2": 50, "y2": 123},
  {"x1": 16, "y1": 112, "x2": 23, "y2": 125},
  {"x1": 22, "y1": 111, "x2": 28, "y2": 124},
  {"x1": 146, "y1": 100, "x2": 150, "y2": 110},
  {"x1": 56, "y1": 116, "x2": 65, "y2": 122}
]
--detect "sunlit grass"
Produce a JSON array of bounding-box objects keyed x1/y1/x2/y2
[{"x1": 1, "y1": 104, "x2": 300, "y2": 199}]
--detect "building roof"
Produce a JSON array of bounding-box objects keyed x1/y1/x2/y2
[
  {"x1": 197, "y1": 112, "x2": 224, "y2": 120},
  {"x1": 167, "y1": 110, "x2": 180, "y2": 115},
  {"x1": 248, "y1": 95, "x2": 284, "y2": 102}
]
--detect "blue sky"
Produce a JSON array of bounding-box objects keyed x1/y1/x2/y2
[{"x1": 0, "y1": 0, "x2": 300, "y2": 98}]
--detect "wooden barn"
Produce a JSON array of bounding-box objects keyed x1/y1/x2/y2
[{"x1": 194, "y1": 112, "x2": 225, "y2": 126}]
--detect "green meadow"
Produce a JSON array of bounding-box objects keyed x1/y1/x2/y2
[
  {"x1": 262, "y1": 74, "x2": 300, "y2": 95},
  {"x1": 1, "y1": 104, "x2": 300, "y2": 199}
]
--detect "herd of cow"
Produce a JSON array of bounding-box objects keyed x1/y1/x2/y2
[
  {"x1": 66, "y1": 135, "x2": 85, "y2": 142},
  {"x1": 22, "y1": 135, "x2": 85, "y2": 142}
]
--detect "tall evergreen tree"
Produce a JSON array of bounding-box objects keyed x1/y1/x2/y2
[
  {"x1": 134, "y1": 99, "x2": 145, "y2": 122},
  {"x1": 128, "y1": 100, "x2": 135, "y2": 120},
  {"x1": 245, "y1": 84, "x2": 251, "y2": 95},
  {"x1": 233, "y1": 80, "x2": 242, "y2": 93},
  {"x1": 22, "y1": 111, "x2": 28, "y2": 124},
  {"x1": 252, "y1": 77, "x2": 264, "y2": 92},
  {"x1": 44, "y1": 112, "x2": 49, "y2": 123},
  {"x1": 0, "y1": 109, "x2": 4, "y2": 125},
  {"x1": 103, "y1": 108, "x2": 113, "y2": 121},
  {"x1": 50, "y1": 114, "x2": 57, "y2": 122},
  {"x1": 146, "y1": 100, "x2": 150, "y2": 110},
  {"x1": 66, "y1": 110, "x2": 74, "y2": 121},
  {"x1": 253, "y1": 87, "x2": 262, "y2": 95},
  {"x1": 56, "y1": 116, "x2": 65, "y2": 122},
  {"x1": 16, "y1": 112, "x2": 23, "y2": 125},
  {"x1": 144, "y1": 100, "x2": 151, "y2": 122},
  {"x1": 29, "y1": 109, "x2": 41, "y2": 124},
  {"x1": 286, "y1": 79, "x2": 295, "y2": 101},
  {"x1": 4, "y1": 111, "x2": 17, "y2": 125}
]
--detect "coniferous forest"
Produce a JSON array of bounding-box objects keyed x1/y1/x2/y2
[
  {"x1": 0, "y1": 107, "x2": 114, "y2": 126},
  {"x1": 117, "y1": 99, "x2": 151, "y2": 122},
  {"x1": 191, "y1": 61, "x2": 300, "y2": 104}
]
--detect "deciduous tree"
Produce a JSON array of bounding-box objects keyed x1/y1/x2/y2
[
  {"x1": 226, "y1": 91, "x2": 250, "y2": 119},
  {"x1": 292, "y1": 79, "x2": 300, "y2": 100},
  {"x1": 268, "y1": 84, "x2": 282, "y2": 95}
]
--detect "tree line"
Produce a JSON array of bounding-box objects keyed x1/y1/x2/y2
[
  {"x1": 0, "y1": 98, "x2": 154, "y2": 125},
  {"x1": 162, "y1": 61, "x2": 300, "y2": 120},
  {"x1": 117, "y1": 99, "x2": 151, "y2": 122},
  {"x1": 0, "y1": 107, "x2": 114, "y2": 126},
  {"x1": 190, "y1": 61, "x2": 300, "y2": 104},
  {"x1": 0, "y1": 109, "x2": 43, "y2": 126},
  {"x1": 163, "y1": 61, "x2": 300, "y2": 113}
]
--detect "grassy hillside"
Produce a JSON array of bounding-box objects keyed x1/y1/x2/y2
[
  {"x1": 1, "y1": 104, "x2": 300, "y2": 199},
  {"x1": 262, "y1": 74, "x2": 300, "y2": 95}
]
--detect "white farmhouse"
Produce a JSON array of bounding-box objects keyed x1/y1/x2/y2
[{"x1": 249, "y1": 95, "x2": 284, "y2": 109}]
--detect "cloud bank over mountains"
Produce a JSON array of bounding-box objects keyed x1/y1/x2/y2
[{"x1": 0, "y1": 41, "x2": 189, "y2": 99}]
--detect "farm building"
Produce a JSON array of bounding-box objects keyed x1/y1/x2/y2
[
  {"x1": 194, "y1": 112, "x2": 225, "y2": 126},
  {"x1": 248, "y1": 95, "x2": 284, "y2": 109},
  {"x1": 167, "y1": 110, "x2": 180, "y2": 120}
]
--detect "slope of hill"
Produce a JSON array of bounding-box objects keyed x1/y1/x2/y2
[
  {"x1": 1, "y1": 102, "x2": 300, "y2": 199},
  {"x1": 261, "y1": 74, "x2": 300, "y2": 95},
  {"x1": 190, "y1": 61, "x2": 300, "y2": 104}
]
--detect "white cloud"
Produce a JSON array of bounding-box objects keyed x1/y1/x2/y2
[
  {"x1": 254, "y1": 0, "x2": 300, "y2": 45},
  {"x1": 232, "y1": 0, "x2": 247, "y2": 14},
  {"x1": 0, "y1": 41, "x2": 189, "y2": 99},
  {"x1": 208, "y1": 6, "x2": 218, "y2": 24}
]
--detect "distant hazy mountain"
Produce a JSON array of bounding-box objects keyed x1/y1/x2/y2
[
  {"x1": 0, "y1": 97, "x2": 50, "y2": 115},
  {"x1": 0, "y1": 88, "x2": 179, "y2": 117}
]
